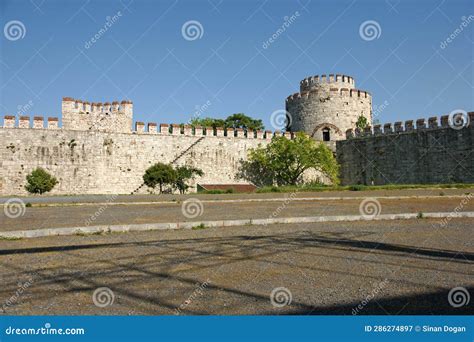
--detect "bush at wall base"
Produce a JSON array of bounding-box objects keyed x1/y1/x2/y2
[{"x1": 25, "y1": 168, "x2": 58, "y2": 194}]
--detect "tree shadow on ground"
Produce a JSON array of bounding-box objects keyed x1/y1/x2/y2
[{"x1": 0, "y1": 229, "x2": 472, "y2": 315}]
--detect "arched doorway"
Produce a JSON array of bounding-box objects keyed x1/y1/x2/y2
[{"x1": 310, "y1": 123, "x2": 343, "y2": 141}]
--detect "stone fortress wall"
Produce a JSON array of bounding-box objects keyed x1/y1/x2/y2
[
  {"x1": 0, "y1": 98, "x2": 297, "y2": 196},
  {"x1": 1, "y1": 73, "x2": 472, "y2": 196},
  {"x1": 336, "y1": 114, "x2": 474, "y2": 185},
  {"x1": 286, "y1": 74, "x2": 372, "y2": 150}
]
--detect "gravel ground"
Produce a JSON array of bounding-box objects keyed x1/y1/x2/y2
[
  {"x1": 1, "y1": 188, "x2": 472, "y2": 204},
  {"x1": 1, "y1": 196, "x2": 473, "y2": 232},
  {"x1": 0, "y1": 218, "x2": 472, "y2": 315}
]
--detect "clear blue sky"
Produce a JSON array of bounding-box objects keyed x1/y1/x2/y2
[{"x1": 0, "y1": 0, "x2": 473, "y2": 129}]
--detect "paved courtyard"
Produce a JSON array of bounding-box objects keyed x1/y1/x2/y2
[
  {"x1": 1, "y1": 192, "x2": 473, "y2": 232},
  {"x1": 0, "y1": 218, "x2": 472, "y2": 315}
]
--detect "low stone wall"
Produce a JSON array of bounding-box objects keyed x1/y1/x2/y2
[{"x1": 336, "y1": 114, "x2": 474, "y2": 185}]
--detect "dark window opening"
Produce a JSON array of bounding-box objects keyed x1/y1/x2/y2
[{"x1": 322, "y1": 128, "x2": 330, "y2": 141}]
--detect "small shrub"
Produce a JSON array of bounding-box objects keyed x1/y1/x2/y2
[
  {"x1": 202, "y1": 189, "x2": 225, "y2": 194},
  {"x1": 25, "y1": 202, "x2": 32, "y2": 208},
  {"x1": 192, "y1": 223, "x2": 207, "y2": 230},
  {"x1": 348, "y1": 185, "x2": 365, "y2": 191},
  {"x1": 356, "y1": 115, "x2": 369, "y2": 130},
  {"x1": 25, "y1": 168, "x2": 58, "y2": 194},
  {"x1": 417, "y1": 212, "x2": 424, "y2": 219},
  {"x1": 0, "y1": 236, "x2": 22, "y2": 241},
  {"x1": 201, "y1": 189, "x2": 235, "y2": 194},
  {"x1": 75, "y1": 230, "x2": 103, "y2": 236}
]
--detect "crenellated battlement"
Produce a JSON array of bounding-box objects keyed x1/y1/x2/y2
[
  {"x1": 2, "y1": 115, "x2": 60, "y2": 129},
  {"x1": 286, "y1": 87, "x2": 371, "y2": 103},
  {"x1": 345, "y1": 113, "x2": 474, "y2": 139},
  {"x1": 62, "y1": 97, "x2": 133, "y2": 115},
  {"x1": 2, "y1": 95, "x2": 295, "y2": 141},
  {"x1": 58, "y1": 96, "x2": 296, "y2": 139},
  {"x1": 62, "y1": 97, "x2": 133, "y2": 133},
  {"x1": 300, "y1": 74, "x2": 355, "y2": 92},
  {"x1": 1, "y1": 115, "x2": 294, "y2": 140},
  {"x1": 130, "y1": 122, "x2": 294, "y2": 140}
]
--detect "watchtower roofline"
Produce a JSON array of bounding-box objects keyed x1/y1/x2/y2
[
  {"x1": 61, "y1": 97, "x2": 133, "y2": 133},
  {"x1": 61, "y1": 97, "x2": 133, "y2": 115},
  {"x1": 300, "y1": 74, "x2": 356, "y2": 92}
]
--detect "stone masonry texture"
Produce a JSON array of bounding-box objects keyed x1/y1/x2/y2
[
  {"x1": 0, "y1": 125, "x2": 278, "y2": 196},
  {"x1": 336, "y1": 115, "x2": 474, "y2": 185},
  {"x1": 2, "y1": 78, "x2": 473, "y2": 195}
]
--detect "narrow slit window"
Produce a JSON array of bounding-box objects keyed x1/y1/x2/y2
[{"x1": 323, "y1": 128, "x2": 330, "y2": 141}]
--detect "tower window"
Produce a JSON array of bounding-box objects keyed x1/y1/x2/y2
[{"x1": 322, "y1": 128, "x2": 330, "y2": 141}]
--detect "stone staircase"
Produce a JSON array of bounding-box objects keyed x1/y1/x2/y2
[
  {"x1": 171, "y1": 136, "x2": 205, "y2": 164},
  {"x1": 130, "y1": 136, "x2": 205, "y2": 194}
]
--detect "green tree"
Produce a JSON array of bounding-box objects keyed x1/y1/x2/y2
[
  {"x1": 240, "y1": 132, "x2": 339, "y2": 186},
  {"x1": 190, "y1": 114, "x2": 264, "y2": 131},
  {"x1": 25, "y1": 168, "x2": 58, "y2": 194},
  {"x1": 237, "y1": 149, "x2": 274, "y2": 187},
  {"x1": 356, "y1": 115, "x2": 369, "y2": 130},
  {"x1": 174, "y1": 166, "x2": 204, "y2": 194},
  {"x1": 190, "y1": 117, "x2": 225, "y2": 129},
  {"x1": 143, "y1": 163, "x2": 177, "y2": 193},
  {"x1": 225, "y1": 113, "x2": 264, "y2": 131}
]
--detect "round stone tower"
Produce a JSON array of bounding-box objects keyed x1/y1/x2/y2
[{"x1": 285, "y1": 74, "x2": 372, "y2": 150}]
